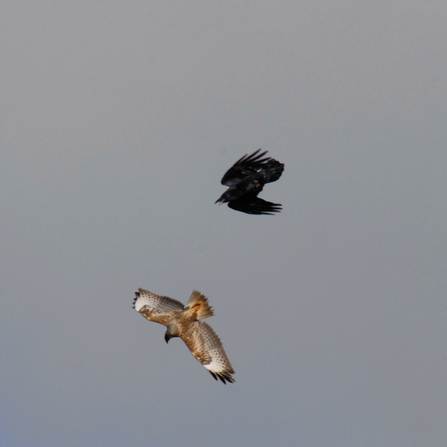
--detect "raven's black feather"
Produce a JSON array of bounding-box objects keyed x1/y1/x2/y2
[{"x1": 216, "y1": 149, "x2": 284, "y2": 215}]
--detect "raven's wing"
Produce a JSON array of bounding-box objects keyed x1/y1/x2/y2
[
  {"x1": 220, "y1": 149, "x2": 270, "y2": 186},
  {"x1": 133, "y1": 288, "x2": 184, "y2": 326},
  {"x1": 228, "y1": 197, "x2": 282, "y2": 215},
  {"x1": 181, "y1": 321, "x2": 235, "y2": 384}
]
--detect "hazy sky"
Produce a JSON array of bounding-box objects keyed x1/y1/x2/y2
[{"x1": 1, "y1": 1, "x2": 447, "y2": 446}]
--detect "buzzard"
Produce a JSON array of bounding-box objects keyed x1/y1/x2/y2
[
  {"x1": 133, "y1": 288, "x2": 235, "y2": 384},
  {"x1": 215, "y1": 149, "x2": 284, "y2": 215}
]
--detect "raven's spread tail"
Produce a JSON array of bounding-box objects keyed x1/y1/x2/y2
[
  {"x1": 262, "y1": 159, "x2": 284, "y2": 183},
  {"x1": 187, "y1": 290, "x2": 214, "y2": 319}
]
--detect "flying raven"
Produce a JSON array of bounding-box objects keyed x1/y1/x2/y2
[{"x1": 215, "y1": 149, "x2": 284, "y2": 215}]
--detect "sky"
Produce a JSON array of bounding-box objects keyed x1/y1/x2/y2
[{"x1": 1, "y1": 1, "x2": 447, "y2": 446}]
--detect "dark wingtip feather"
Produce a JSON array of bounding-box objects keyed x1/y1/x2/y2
[
  {"x1": 209, "y1": 370, "x2": 235, "y2": 384},
  {"x1": 218, "y1": 375, "x2": 227, "y2": 384},
  {"x1": 219, "y1": 372, "x2": 235, "y2": 384},
  {"x1": 132, "y1": 291, "x2": 140, "y2": 309},
  {"x1": 235, "y1": 149, "x2": 270, "y2": 169},
  {"x1": 210, "y1": 371, "x2": 218, "y2": 381}
]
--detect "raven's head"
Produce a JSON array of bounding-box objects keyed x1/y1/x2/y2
[
  {"x1": 215, "y1": 193, "x2": 227, "y2": 205},
  {"x1": 215, "y1": 188, "x2": 238, "y2": 205}
]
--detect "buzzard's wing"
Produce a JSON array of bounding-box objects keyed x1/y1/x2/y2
[
  {"x1": 221, "y1": 149, "x2": 270, "y2": 186},
  {"x1": 181, "y1": 322, "x2": 235, "y2": 384},
  {"x1": 133, "y1": 288, "x2": 184, "y2": 326},
  {"x1": 228, "y1": 197, "x2": 282, "y2": 215}
]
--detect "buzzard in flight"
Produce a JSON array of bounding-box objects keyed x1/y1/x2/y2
[
  {"x1": 215, "y1": 149, "x2": 284, "y2": 215},
  {"x1": 133, "y1": 288, "x2": 235, "y2": 384}
]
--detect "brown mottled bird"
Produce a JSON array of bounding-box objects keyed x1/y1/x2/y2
[
  {"x1": 216, "y1": 149, "x2": 284, "y2": 215},
  {"x1": 133, "y1": 288, "x2": 235, "y2": 384}
]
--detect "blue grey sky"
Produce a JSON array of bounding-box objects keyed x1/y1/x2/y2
[{"x1": 1, "y1": 1, "x2": 446, "y2": 446}]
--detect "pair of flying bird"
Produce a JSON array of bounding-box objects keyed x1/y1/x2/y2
[{"x1": 133, "y1": 150, "x2": 284, "y2": 383}]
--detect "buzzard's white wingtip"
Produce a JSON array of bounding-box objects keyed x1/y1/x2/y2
[{"x1": 133, "y1": 290, "x2": 148, "y2": 312}]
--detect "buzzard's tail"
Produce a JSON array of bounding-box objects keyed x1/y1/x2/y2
[{"x1": 187, "y1": 290, "x2": 214, "y2": 319}]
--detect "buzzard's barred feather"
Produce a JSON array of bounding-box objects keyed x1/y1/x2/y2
[{"x1": 133, "y1": 289, "x2": 184, "y2": 312}]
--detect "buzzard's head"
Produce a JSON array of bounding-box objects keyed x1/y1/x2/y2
[{"x1": 164, "y1": 325, "x2": 179, "y2": 343}]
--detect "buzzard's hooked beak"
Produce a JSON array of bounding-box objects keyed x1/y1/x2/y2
[{"x1": 164, "y1": 332, "x2": 171, "y2": 343}]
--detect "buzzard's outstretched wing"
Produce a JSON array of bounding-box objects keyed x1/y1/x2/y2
[
  {"x1": 228, "y1": 197, "x2": 282, "y2": 215},
  {"x1": 182, "y1": 321, "x2": 235, "y2": 384},
  {"x1": 133, "y1": 288, "x2": 184, "y2": 312},
  {"x1": 133, "y1": 288, "x2": 184, "y2": 326}
]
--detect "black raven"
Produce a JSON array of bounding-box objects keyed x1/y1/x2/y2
[{"x1": 215, "y1": 149, "x2": 284, "y2": 215}]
